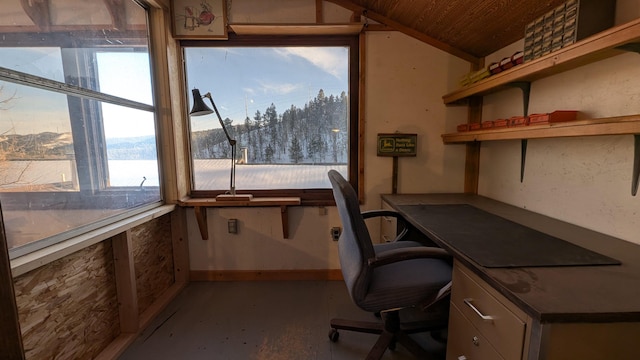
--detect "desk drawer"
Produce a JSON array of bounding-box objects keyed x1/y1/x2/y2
[
  {"x1": 451, "y1": 264, "x2": 526, "y2": 360},
  {"x1": 446, "y1": 303, "x2": 505, "y2": 360}
]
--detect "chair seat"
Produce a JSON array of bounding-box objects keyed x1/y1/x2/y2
[{"x1": 361, "y1": 257, "x2": 452, "y2": 313}]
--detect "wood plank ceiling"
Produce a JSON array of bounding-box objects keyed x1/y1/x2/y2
[{"x1": 328, "y1": 0, "x2": 569, "y2": 62}]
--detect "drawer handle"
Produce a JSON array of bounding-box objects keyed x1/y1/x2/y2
[
  {"x1": 382, "y1": 235, "x2": 392, "y2": 243},
  {"x1": 463, "y1": 298, "x2": 495, "y2": 321},
  {"x1": 382, "y1": 216, "x2": 393, "y2": 222}
]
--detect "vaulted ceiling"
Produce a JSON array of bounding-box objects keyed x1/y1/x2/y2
[{"x1": 328, "y1": 0, "x2": 570, "y2": 63}]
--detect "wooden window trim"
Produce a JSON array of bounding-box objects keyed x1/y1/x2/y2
[{"x1": 181, "y1": 34, "x2": 361, "y2": 205}]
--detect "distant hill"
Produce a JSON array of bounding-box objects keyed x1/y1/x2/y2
[
  {"x1": 0, "y1": 132, "x2": 73, "y2": 160},
  {"x1": 0, "y1": 132, "x2": 157, "y2": 160},
  {"x1": 107, "y1": 136, "x2": 157, "y2": 160}
]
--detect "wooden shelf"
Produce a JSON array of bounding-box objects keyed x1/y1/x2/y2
[
  {"x1": 178, "y1": 197, "x2": 301, "y2": 240},
  {"x1": 442, "y1": 115, "x2": 640, "y2": 143},
  {"x1": 443, "y1": 18, "x2": 640, "y2": 105},
  {"x1": 230, "y1": 23, "x2": 363, "y2": 35}
]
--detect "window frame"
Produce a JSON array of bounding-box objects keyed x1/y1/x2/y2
[
  {"x1": 181, "y1": 34, "x2": 360, "y2": 205},
  {"x1": 0, "y1": 11, "x2": 164, "y2": 258}
]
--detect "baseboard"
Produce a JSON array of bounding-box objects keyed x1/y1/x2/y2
[
  {"x1": 189, "y1": 269, "x2": 343, "y2": 281},
  {"x1": 95, "y1": 281, "x2": 186, "y2": 360}
]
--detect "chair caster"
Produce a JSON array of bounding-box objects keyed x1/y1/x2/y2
[{"x1": 328, "y1": 328, "x2": 340, "y2": 342}]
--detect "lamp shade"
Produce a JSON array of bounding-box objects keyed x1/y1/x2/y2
[{"x1": 190, "y1": 88, "x2": 214, "y2": 116}]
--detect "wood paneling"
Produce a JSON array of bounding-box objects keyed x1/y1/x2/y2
[
  {"x1": 14, "y1": 241, "x2": 119, "y2": 360},
  {"x1": 329, "y1": 0, "x2": 568, "y2": 59},
  {"x1": 132, "y1": 215, "x2": 175, "y2": 315}
]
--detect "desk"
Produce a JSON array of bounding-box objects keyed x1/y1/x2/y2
[
  {"x1": 178, "y1": 197, "x2": 300, "y2": 240},
  {"x1": 382, "y1": 193, "x2": 640, "y2": 360}
]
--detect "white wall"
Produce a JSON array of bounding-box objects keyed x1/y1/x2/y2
[
  {"x1": 362, "y1": 31, "x2": 468, "y2": 231},
  {"x1": 477, "y1": 0, "x2": 640, "y2": 244},
  {"x1": 188, "y1": 0, "x2": 469, "y2": 271}
]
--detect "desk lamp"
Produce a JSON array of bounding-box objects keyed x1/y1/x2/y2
[{"x1": 190, "y1": 88, "x2": 252, "y2": 201}]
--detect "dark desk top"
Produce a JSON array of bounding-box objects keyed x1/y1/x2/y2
[{"x1": 381, "y1": 193, "x2": 640, "y2": 323}]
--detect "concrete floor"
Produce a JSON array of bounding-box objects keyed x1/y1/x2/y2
[{"x1": 119, "y1": 281, "x2": 446, "y2": 360}]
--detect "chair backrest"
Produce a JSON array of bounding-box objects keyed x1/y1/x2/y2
[{"x1": 328, "y1": 170, "x2": 375, "y2": 305}]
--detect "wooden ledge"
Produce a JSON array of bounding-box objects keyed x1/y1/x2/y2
[{"x1": 178, "y1": 197, "x2": 301, "y2": 240}]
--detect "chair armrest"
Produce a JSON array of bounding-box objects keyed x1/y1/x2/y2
[
  {"x1": 368, "y1": 247, "x2": 452, "y2": 268},
  {"x1": 361, "y1": 209, "x2": 404, "y2": 220},
  {"x1": 362, "y1": 209, "x2": 413, "y2": 243}
]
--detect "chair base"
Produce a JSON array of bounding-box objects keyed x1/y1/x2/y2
[{"x1": 328, "y1": 309, "x2": 448, "y2": 360}]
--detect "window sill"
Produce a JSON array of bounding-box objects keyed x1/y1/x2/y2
[{"x1": 10, "y1": 204, "x2": 175, "y2": 277}]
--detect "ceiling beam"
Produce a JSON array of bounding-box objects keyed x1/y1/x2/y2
[
  {"x1": 316, "y1": 0, "x2": 323, "y2": 23},
  {"x1": 19, "y1": 0, "x2": 51, "y2": 32},
  {"x1": 103, "y1": 0, "x2": 127, "y2": 30},
  {"x1": 325, "y1": 0, "x2": 479, "y2": 64}
]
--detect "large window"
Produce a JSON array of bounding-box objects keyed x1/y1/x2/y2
[
  {"x1": 0, "y1": 0, "x2": 161, "y2": 257},
  {"x1": 182, "y1": 35, "x2": 359, "y2": 203}
]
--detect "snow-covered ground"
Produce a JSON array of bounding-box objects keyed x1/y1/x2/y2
[{"x1": 0, "y1": 159, "x2": 347, "y2": 190}]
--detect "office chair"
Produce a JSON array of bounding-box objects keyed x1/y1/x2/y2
[{"x1": 327, "y1": 170, "x2": 453, "y2": 360}]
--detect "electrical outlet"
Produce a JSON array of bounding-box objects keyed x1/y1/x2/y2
[
  {"x1": 330, "y1": 227, "x2": 341, "y2": 241},
  {"x1": 228, "y1": 219, "x2": 238, "y2": 234}
]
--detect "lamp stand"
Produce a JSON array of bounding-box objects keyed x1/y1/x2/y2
[
  {"x1": 215, "y1": 140, "x2": 252, "y2": 201},
  {"x1": 190, "y1": 88, "x2": 252, "y2": 202}
]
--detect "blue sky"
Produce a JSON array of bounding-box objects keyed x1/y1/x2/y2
[
  {"x1": 184, "y1": 46, "x2": 349, "y2": 132},
  {"x1": 0, "y1": 48, "x2": 154, "y2": 138},
  {"x1": 0, "y1": 45, "x2": 349, "y2": 137}
]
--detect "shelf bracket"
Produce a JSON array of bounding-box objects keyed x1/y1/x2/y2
[
  {"x1": 508, "y1": 82, "x2": 531, "y2": 182},
  {"x1": 614, "y1": 44, "x2": 640, "y2": 195},
  {"x1": 633, "y1": 135, "x2": 640, "y2": 196},
  {"x1": 615, "y1": 42, "x2": 640, "y2": 53}
]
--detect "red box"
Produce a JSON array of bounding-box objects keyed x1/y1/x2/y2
[
  {"x1": 509, "y1": 116, "x2": 528, "y2": 127},
  {"x1": 489, "y1": 62, "x2": 502, "y2": 75},
  {"x1": 528, "y1": 113, "x2": 549, "y2": 125},
  {"x1": 481, "y1": 121, "x2": 494, "y2": 129},
  {"x1": 511, "y1": 51, "x2": 524, "y2": 66},
  {"x1": 500, "y1": 56, "x2": 514, "y2": 71},
  {"x1": 457, "y1": 124, "x2": 469, "y2": 132},
  {"x1": 493, "y1": 119, "x2": 509, "y2": 128},
  {"x1": 528, "y1": 110, "x2": 578, "y2": 125},
  {"x1": 548, "y1": 110, "x2": 578, "y2": 123},
  {"x1": 469, "y1": 123, "x2": 482, "y2": 131}
]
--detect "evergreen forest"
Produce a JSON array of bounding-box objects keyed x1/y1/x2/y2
[{"x1": 190, "y1": 89, "x2": 349, "y2": 164}]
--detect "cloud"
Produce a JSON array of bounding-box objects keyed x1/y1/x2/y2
[
  {"x1": 275, "y1": 48, "x2": 347, "y2": 79},
  {"x1": 256, "y1": 80, "x2": 302, "y2": 95}
]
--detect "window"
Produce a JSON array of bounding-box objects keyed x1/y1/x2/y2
[
  {"x1": 182, "y1": 35, "x2": 359, "y2": 203},
  {"x1": 0, "y1": 1, "x2": 162, "y2": 258}
]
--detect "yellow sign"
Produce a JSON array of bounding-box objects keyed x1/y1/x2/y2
[{"x1": 377, "y1": 133, "x2": 417, "y2": 156}]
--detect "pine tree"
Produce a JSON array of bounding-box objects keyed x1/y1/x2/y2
[
  {"x1": 288, "y1": 138, "x2": 303, "y2": 164},
  {"x1": 265, "y1": 144, "x2": 274, "y2": 163},
  {"x1": 307, "y1": 135, "x2": 324, "y2": 163}
]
